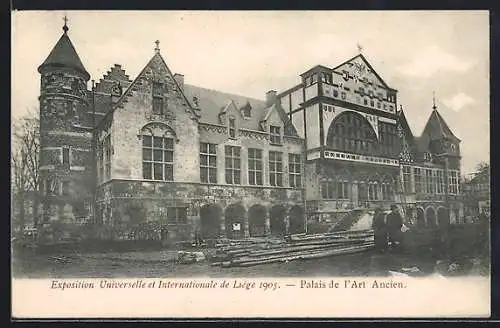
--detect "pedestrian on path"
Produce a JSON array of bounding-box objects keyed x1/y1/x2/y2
[
  {"x1": 372, "y1": 207, "x2": 388, "y2": 252},
  {"x1": 386, "y1": 205, "x2": 403, "y2": 250}
]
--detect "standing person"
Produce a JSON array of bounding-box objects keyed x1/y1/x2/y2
[
  {"x1": 386, "y1": 205, "x2": 403, "y2": 249},
  {"x1": 372, "y1": 208, "x2": 387, "y2": 252}
]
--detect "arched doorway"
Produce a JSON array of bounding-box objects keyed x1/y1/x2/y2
[
  {"x1": 416, "y1": 207, "x2": 425, "y2": 228},
  {"x1": 225, "y1": 203, "x2": 246, "y2": 239},
  {"x1": 437, "y1": 207, "x2": 449, "y2": 226},
  {"x1": 288, "y1": 205, "x2": 305, "y2": 234},
  {"x1": 200, "y1": 204, "x2": 222, "y2": 239},
  {"x1": 248, "y1": 204, "x2": 266, "y2": 237},
  {"x1": 270, "y1": 205, "x2": 287, "y2": 236},
  {"x1": 426, "y1": 207, "x2": 437, "y2": 228}
]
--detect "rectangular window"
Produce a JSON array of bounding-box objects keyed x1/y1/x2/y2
[
  {"x1": 229, "y1": 118, "x2": 236, "y2": 138},
  {"x1": 425, "y1": 169, "x2": 434, "y2": 194},
  {"x1": 403, "y1": 166, "x2": 412, "y2": 193},
  {"x1": 167, "y1": 207, "x2": 187, "y2": 225},
  {"x1": 200, "y1": 143, "x2": 217, "y2": 183},
  {"x1": 337, "y1": 181, "x2": 349, "y2": 199},
  {"x1": 381, "y1": 183, "x2": 392, "y2": 200},
  {"x1": 436, "y1": 170, "x2": 445, "y2": 194},
  {"x1": 152, "y1": 82, "x2": 165, "y2": 115},
  {"x1": 449, "y1": 170, "x2": 459, "y2": 194},
  {"x1": 269, "y1": 151, "x2": 283, "y2": 187},
  {"x1": 321, "y1": 181, "x2": 335, "y2": 199},
  {"x1": 368, "y1": 183, "x2": 378, "y2": 200},
  {"x1": 270, "y1": 126, "x2": 281, "y2": 145},
  {"x1": 62, "y1": 181, "x2": 70, "y2": 196},
  {"x1": 142, "y1": 136, "x2": 174, "y2": 181},
  {"x1": 248, "y1": 148, "x2": 263, "y2": 186},
  {"x1": 152, "y1": 97, "x2": 164, "y2": 115},
  {"x1": 62, "y1": 147, "x2": 70, "y2": 165},
  {"x1": 225, "y1": 146, "x2": 241, "y2": 184},
  {"x1": 97, "y1": 144, "x2": 103, "y2": 183},
  {"x1": 288, "y1": 153, "x2": 302, "y2": 188},
  {"x1": 414, "y1": 167, "x2": 422, "y2": 193}
]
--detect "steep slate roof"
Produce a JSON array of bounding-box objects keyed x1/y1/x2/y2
[
  {"x1": 183, "y1": 85, "x2": 267, "y2": 130},
  {"x1": 421, "y1": 109, "x2": 460, "y2": 142},
  {"x1": 37, "y1": 32, "x2": 90, "y2": 80}
]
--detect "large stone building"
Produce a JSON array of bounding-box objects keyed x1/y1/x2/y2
[{"x1": 37, "y1": 22, "x2": 463, "y2": 242}]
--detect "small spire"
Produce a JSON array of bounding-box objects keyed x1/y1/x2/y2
[
  {"x1": 62, "y1": 15, "x2": 69, "y2": 34},
  {"x1": 432, "y1": 91, "x2": 437, "y2": 110},
  {"x1": 154, "y1": 40, "x2": 160, "y2": 54}
]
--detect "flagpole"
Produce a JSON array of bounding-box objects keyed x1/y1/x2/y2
[{"x1": 91, "y1": 80, "x2": 96, "y2": 225}]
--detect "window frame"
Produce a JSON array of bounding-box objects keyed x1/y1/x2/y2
[
  {"x1": 142, "y1": 135, "x2": 174, "y2": 182},
  {"x1": 269, "y1": 151, "x2": 283, "y2": 187},
  {"x1": 288, "y1": 153, "x2": 302, "y2": 188},
  {"x1": 270, "y1": 125, "x2": 282, "y2": 145},
  {"x1": 248, "y1": 148, "x2": 263, "y2": 186},
  {"x1": 200, "y1": 142, "x2": 217, "y2": 184},
  {"x1": 225, "y1": 145, "x2": 241, "y2": 185},
  {"x1": 167, "y1": 207, "x2": 188, "y2": 225},
  {"x1": 152, "y1": 82, "x2": 165, "y2": 115}
]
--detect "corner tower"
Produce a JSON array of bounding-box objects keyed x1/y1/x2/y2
[{"x1": 38, "y1": 18, "x2": 93, "y2": 225}]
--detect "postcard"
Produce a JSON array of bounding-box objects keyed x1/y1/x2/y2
[{"x1": 11, "y1": 10, "x2": 490, "y2": 319}]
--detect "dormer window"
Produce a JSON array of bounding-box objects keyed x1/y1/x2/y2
[
  {"x1": 152, "y1": 82, "x2": 165, "y2": 115},
  {"x1": 229, "y1": 118, "x2": 236, "y2": 138},
  {"x1": 241, "y1": 102, "x2": 252, "y2": 118},
  {"x1": 270, "y1": 125, "x2": 281, "y2": 145}
]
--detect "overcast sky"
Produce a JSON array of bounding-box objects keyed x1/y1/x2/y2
[{"x1": 11, "y1": 11, "x2": 489, "y2": 174}]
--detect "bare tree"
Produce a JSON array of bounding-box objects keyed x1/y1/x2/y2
[
  {"x1": 475, "y1": 161, "x2": 489, "y2": 175},
  {"x1": 11, "y1": 110, "x2": 40, "y2": 231}
]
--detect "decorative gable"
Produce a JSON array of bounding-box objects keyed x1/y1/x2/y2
[
  {"x1": 114, "y1": 52, "x2": 199, "y2": 122},
  {"x1": 333, "y1": 54, "x2": 390, "y2": 89}
]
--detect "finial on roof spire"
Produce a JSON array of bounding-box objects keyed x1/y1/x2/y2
[
  {"x1": 154, "y1": 40, "x2": 160, "y2": 53},
  {"x1": 432, "y1": 91, "x2": 437, "y2": 110},
  {"x1": 62, "y1": 15, "x2": 69, "y2": 34},
  {"x1": 357, "y1": 43, "x2": 363, "y2": 54}
]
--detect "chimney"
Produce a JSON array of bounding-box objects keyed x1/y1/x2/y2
[
  {"x1": 266, "y1": 90, "x2": 277, "y2": 106},
  {"x1": 173, "y1": 73, "x2": 184, "y2": 90}
]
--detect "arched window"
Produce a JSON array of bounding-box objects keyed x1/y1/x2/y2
[
  {"x1": 326, "y1": 111, "x2": 378, "y2": 155},
  {"x1": 140, "y1": 122, "x2": 176, "y2": 181}
]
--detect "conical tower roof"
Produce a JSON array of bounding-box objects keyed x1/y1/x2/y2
[
  {"x1": 421, "y1": 108, "x2": 460, "y2": 142},
  {"x1": 37, "y1": 23, "x2": 90, "y2": 81}
]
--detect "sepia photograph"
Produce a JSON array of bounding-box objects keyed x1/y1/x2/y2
[{"x1": 11, "y1": 10, "x2": 490, "y2": 318}]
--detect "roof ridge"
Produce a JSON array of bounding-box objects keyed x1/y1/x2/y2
[{"x1": 185, "y1": 84, "x2": 265, "y2": 103}]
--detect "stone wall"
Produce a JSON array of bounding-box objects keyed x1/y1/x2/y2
[{"x1": 95, "y1": 180, "x2": 305, "y2": 242}]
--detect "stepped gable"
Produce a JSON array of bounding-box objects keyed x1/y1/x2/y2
[{"x1": 95, "y1": 64, "x2": 133, "y2": 94}]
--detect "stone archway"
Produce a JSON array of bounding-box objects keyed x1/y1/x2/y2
[
  {"x1": 248, "y1": 204, "x2": 267, "y2": 237},
  {"x1": 288, "y1": 205, "x2": 305, "y2": 234},
  {"x1": 416, "y1": 207, "x2": 425, "y2": 228},
  {"x1": 225, "y1": 203, "x2": 246, "y2": 239},
  {"x1": 200, "y1": 204, "x2": 223, "y2": 239},
  {"x1": 437, "y1": 207, "x2": 449, "y2": 226},
  {"x1": 270, "y1": 204, "x2": 287, "y2": 236},
  {"x1": 425, "y1": 206, "x2": 437, "y2": 228}
]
